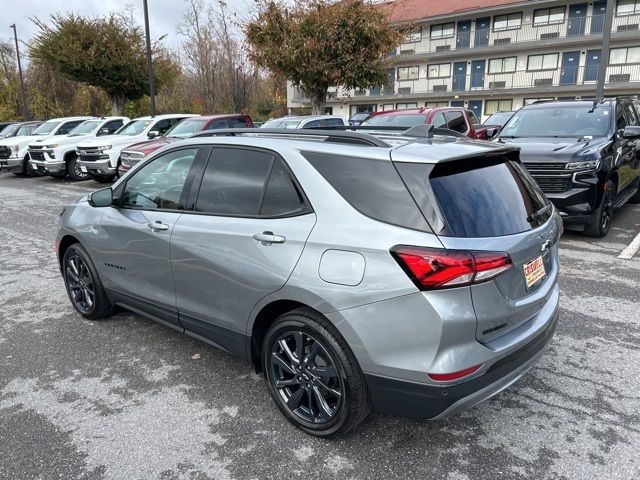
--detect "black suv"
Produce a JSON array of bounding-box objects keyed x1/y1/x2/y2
[{"x1": 497, "y1": 98, "x2": 640, "y2": 237}]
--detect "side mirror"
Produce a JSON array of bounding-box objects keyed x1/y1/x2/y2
[
  {"x1": 486, "y1": 127, "x2": 499, "y2": 139},
  {"x1": 88, "y1": 187, "x2": 113, "y2": 207},
  {"x1": 148, "y1": 130, "x2": 160, "y2": 139},
  {"x1": 623, "y1": 126, "x2": 640, "y2": 140}
]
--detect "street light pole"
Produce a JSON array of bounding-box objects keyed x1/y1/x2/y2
[
  {"x1": 10, "y1": 24, "x2": 28, "y2": 120},
  {"x1": 595, "y1": 1, "x2": 616, "y2": 101},
  {"x1": 142, "y1": 0, "x2": 157, "y2": 116}
]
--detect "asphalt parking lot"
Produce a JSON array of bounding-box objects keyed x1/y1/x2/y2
[{"x1": 1, "y1": 172, "x2": 639, "y2": 480}]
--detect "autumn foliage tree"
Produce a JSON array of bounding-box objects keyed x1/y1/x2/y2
[
  {"x1": 30, "y1": 13, "x2": 179, "y2": 115},
  {"x1": 245, "y1": 0, "x2": 400, "y2": 115}
]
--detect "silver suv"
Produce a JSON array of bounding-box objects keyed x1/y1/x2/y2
[{"x1": 56, "y1": 128, "x2": 561, "y2": 437}]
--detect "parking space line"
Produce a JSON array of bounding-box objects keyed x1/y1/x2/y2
[{"x1": 618, "y1": 232, "x2": 640, "y2": 260}]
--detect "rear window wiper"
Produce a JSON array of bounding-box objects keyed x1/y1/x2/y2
[{"x1": 527, "y1": 204, "x2": 552, "y2": 223}]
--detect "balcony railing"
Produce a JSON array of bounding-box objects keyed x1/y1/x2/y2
[
  {"x1": 397, "y1": 13, "x2": 640, "y2": 55},
  {"x1": 342, "y1": 64, "x2": 640, "y2": 98}
]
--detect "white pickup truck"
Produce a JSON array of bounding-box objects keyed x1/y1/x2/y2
[
  {"x1": 28, "y1": 117, "x2": 128, "y2": 180},
  {"x1": 75, "y1": 114, "x2": 198, "y2": 182},
  {"x1": 0, "y1": 117, "x2": 93, "y2": 176}
]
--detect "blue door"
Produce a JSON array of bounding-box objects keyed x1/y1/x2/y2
[
  {"x1": 468, "y1": 100, "x2": 483, "y2": 120},
  {"x1": 450, "y1": 101, "x2": 465, "y2": 107},
  {"x1": 453, "y1": 62, "x2": 467, "y2": 91},
  {"x1": 471, "y1": 60, "x2": 486, "y2": 88},
  {"x1": 568, "y1": 4, "x2": 587, "y2": 36},
  {"x1": 584, "y1": 49, "x2": 601, "y2": 82},
  {"x1": 457, "y1": 20, "x2": 472, "y2": 49},
  {"x1": 475, "y1": 17, "x2": 490, "y2": 46},
  {"x1": 591, "y1": 1, "x2": 607, "y2": 34},
  {"x1": 560, "y1": 51, "x2": 580, "y2": 85}
]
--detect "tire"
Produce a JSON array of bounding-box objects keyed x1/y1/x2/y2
[
  {"x1": 261, "y1": 308, "x2": 370, "y2": 437},
  {"x1": 24, "y1": 155, "x2": 37, "y2": 177},
  {"x1": 92, "y1": 174, "x2": 116, "y2": 183},
  {"x1": 67, "y1": 155, "x2": 89, "y2": 181},
  {"x1": 62, "y1": 244, "x2": 114, "y2": 320},
  {"x1": 584, "y1": 180, "x2": 614, "y2": 237}
]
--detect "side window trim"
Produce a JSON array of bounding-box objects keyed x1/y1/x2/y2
[{"x1": 187, "y1": 145, "x2": 313, "y2": 219}]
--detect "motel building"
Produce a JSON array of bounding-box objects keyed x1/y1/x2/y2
[{"x1": 286, "y1": 0, "x2": 640, "y2": 122}]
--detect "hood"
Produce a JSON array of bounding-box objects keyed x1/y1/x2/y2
[
  {"x1": 497, "y1": 136, "x2": 610, "y2": 163},
  {"x1": 0, "y1": 135, "x2": 42, "y2": 148},
  {"x1": 77, "y1": 133, "x2": 146, "y2": 148},
  {"x1": 123, "y1": 137, "x2": 178, "y2": 155},
  {"x1": 29, "y1": 134, "x2": 75, "y2": 147}
]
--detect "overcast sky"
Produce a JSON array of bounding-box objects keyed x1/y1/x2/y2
[{"x1": 4, "y1": 0, "x2": 255, "y2": 51}]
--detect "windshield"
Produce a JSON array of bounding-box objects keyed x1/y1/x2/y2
[
  {"x1": 351, "y1": 113, "x2": 371, "y2": 121},
  {"x1": 501, "y1": 106, "x2": 611, "y2": 138},
  {"x1": 484, "y1": 112, "x2": 514, "y2": 126},
  {"x1": 32, "y1": 121, "x2": 61, "y2": 136},
  {"x1": 17, "y1": 125, "x2": 37, "y2": 136},
  {"x1": 116, "y1": 119, "x2": 152, "y2": 136},
  {"x1": 262, "y1": 119, "x2": 302, "y2": 129},
  {"x1": 165, "y1": 118, "x2": 209, "y2": 138},
  {"x1": 362, "y1": 114, "x2": 429, "y2": 128},
  {"x1": 68, "y1": 120, "x2": 102, "y2": 136},
  {"x1": 0, "y1": 124, "x2": 19, "y2": 138}
]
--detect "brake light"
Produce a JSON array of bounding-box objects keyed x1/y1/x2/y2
[
  {"x1": 391, "y1": 246, "x2": 512, "y2": 290},
  {"x1": 428, "y1": 365, "x2": 481, "y2": 382}
]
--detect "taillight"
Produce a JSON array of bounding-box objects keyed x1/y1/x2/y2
[
  {"x1": 428, "y1": 365, "x2": 481, "y2": 382},
  {"x1": 391, "y1": 246, "x2": 512, "y2": 290}
]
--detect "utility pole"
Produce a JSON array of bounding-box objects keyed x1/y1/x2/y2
[
  {"x1": 595, "y1": 0, "x2": 616, "y2": 101},
  {"x1": 142, "y1": 0, "x2": 156, "y2": 116},
  {"x1": 10, "y1": 24, "x2": 28, "y2": 120}
]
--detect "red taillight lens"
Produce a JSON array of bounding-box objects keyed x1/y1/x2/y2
[
  {"x1": 428, "y1": 365, "x2": 481, "y2": 382},
  {"x1": 392, "y1": 246, "x2": 512, "y2": 290}
]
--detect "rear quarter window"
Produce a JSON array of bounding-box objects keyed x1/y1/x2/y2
[{"x1": 302, "y1": 151, "x2": 431, "y2": 232}]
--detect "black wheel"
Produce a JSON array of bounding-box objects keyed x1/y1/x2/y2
[
  {"x1": 262, "y1": 309, "x2": 370, "y2": 437},
  {"x1": 24, "y1": 155, "x2": 37, "y2": 177},
  {"x1": 584, "y1": 180, "x2": 614, "y2": 237},
  {"x1": 62, "y1": 244, "x2": 114, "y2": 320},
  {"x1": 67, "y1": 155, "x2": 89, "y2": 181}
]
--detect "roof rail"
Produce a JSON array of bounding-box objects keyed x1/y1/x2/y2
[
  {"x1": 322, "y1": 124, "x2": 466, "y2": 139},
  {"x1": 192, "y1": 128, "x2": 392, "y2": 147}
]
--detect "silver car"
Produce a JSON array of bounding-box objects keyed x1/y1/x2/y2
[{"x1": 56, "y1": 128, "x2": 561, "y2": 437}]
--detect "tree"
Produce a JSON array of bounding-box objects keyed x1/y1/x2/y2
[
  {"x1": 0, "y1": 41, "x2": 21, "y2": 120},
  {"x1": 30, "y1": 13, "x2": 179, "y2": 115},
  {"x1": 245, "y1": 0, "x2": 400, "y2": 115}
]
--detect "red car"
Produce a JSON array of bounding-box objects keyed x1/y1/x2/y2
[
  {"x1": 361, "y1": 107, "x2": 491, "y2": 139},
  {"x1": 118, "y1": 114, "x2": 254, "y2": 175}
]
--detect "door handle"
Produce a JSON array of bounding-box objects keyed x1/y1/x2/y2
[
  {"x1": 252, "y1": 231, "x2": 286, "y2": 245},
  {"x1": 147, "y1": 221, "x2": 169, "y2": 231}
]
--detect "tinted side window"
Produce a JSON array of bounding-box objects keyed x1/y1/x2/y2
[
  {"x1": 324, "y1": 118, "x2": 344, "y2": 127},
  {"x1": 102, "y1": 120, "x2": 124, "y2": 134},
  {"x1": 195, "y1": 148, "x2": 273, "y2": 215},
  {"x1": 58, "y1": 120, "x2": 84, "y2": 135},
  {"x1": 261, "y1": 159, "x2": 305, "y2": 216},
  {"x1": 616, "y1": 104, "x2": 628, "y2": 132},
  {"x1": 431, "y1": 113, "x2": 447, "y2": 128},
  {"x1": 153, "y1": 119, "x2": 173, "y2": 135},
  {"x1": 228, "y1": 117, "x2": 249, "y2": 128},
  {"x1": 207, "y1": 120, "x2": 229, "y2": 130},
  {"x1": 624, "y1": 103, "x2": 639, "y2": 126},
  {"x1": 445, "y1": 111, "x2": 468, "y2": 133},
  {"x1": 304, "y1": 120, "x2": 321, "y2": 129},
  {"x1": 303, "y1": 152, "x2": 431, "y2": 232}
]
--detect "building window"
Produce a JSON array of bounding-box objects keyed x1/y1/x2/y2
[
  {"x1": 493, "y1": 13, "x2": 522, "y2": 30},
  {"x1": 403, "y1": 28, "x2": 422, "y2": 43},
  {"x1": 617, "y1": 0, "x2": 640, "y2": 15},
  {"x1": 427, "y1": 63, "x2": 452, "y2": 78},
  {"x1": 395, "y1": 103, "x2": 418, "y2": 109},
  {"x1": 383, "y1": 104, "x2": 395, "y2": 111},
  {"x1": 488, "y1": 57, "x2": 517, "y2": 73},
  {"x1": 397, "y1": 66, "x2": 420, "y2": 80},
  {"x1": 610, "y1": 47, "x2": 640, "y2": 64},
  {"x1": 430, "y1": 23, "x2": 455, "y2": 39},
  {"x1": 425, "y1": 102, "x2": 449, "y2": 107},
  {"x1": 485, "y1": 99, "x2": 513, "y2": 114},
  {"x1": 533, "y1": 7, "x2": 566, "y2": 25},
  {"x1": 527, "y1": 53, "x2": 559, "y2": 71}
]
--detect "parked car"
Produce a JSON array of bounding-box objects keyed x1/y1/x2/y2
[
  {"x1": 75, "y1": 114, "x2": 198, "y2": 182},
  {"x1": 0, "y1": 117, "x2": 93, "y2": 176},
  {"x1": 348, "y1": 112, "x2": 372, "y2": 126},
  {"x1": 27, "y1": 117, "x2": 129, "y2": 180},
  {"x1": 118, "y1": 114, "x2": 253, "y2": 176},
  {"x1": 0, "y1": 121, "x2": 43, "y2": 140},
  {"x1": 261, "y1": 115, "x2": 345, "y2": 129},
  {"x1": 496, "y1": 98, "x2": 640, "y2": 237},
  {"x1": 361, "y1": 107, "x2": 490, "y2": 139},
  {"x1": 57, "y1": 127, "x2": 560, "y2": 437},
  {"x1": 482, "y1": 111, "x2": 516, "y2": 138}
]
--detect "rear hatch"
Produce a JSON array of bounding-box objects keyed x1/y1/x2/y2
[{"x1": 393, "y1": 148, "x2": 561, "y2": 344}]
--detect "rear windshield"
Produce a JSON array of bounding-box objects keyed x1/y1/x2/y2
[
  {"x1": 362, "y1": 114, "x2": 428, "y2": 128},
  {"x1": 396, "y1": 157, "x2": 551, "y2": 237}
]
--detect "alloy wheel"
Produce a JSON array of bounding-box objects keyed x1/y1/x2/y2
[
  {"x1": 65, "y1": 254, "x2": 95, "y2": 314},
  {"x1": 269, "y1": 331, "x2": 343, "y2": 424},
  {"x1": 601, "y1": 191, "x2": 613, "y2": 232}
]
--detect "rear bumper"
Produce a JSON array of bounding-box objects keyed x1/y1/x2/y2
[{"x1": 365, "y1": 306, "x2": 558, "y2": 419}]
